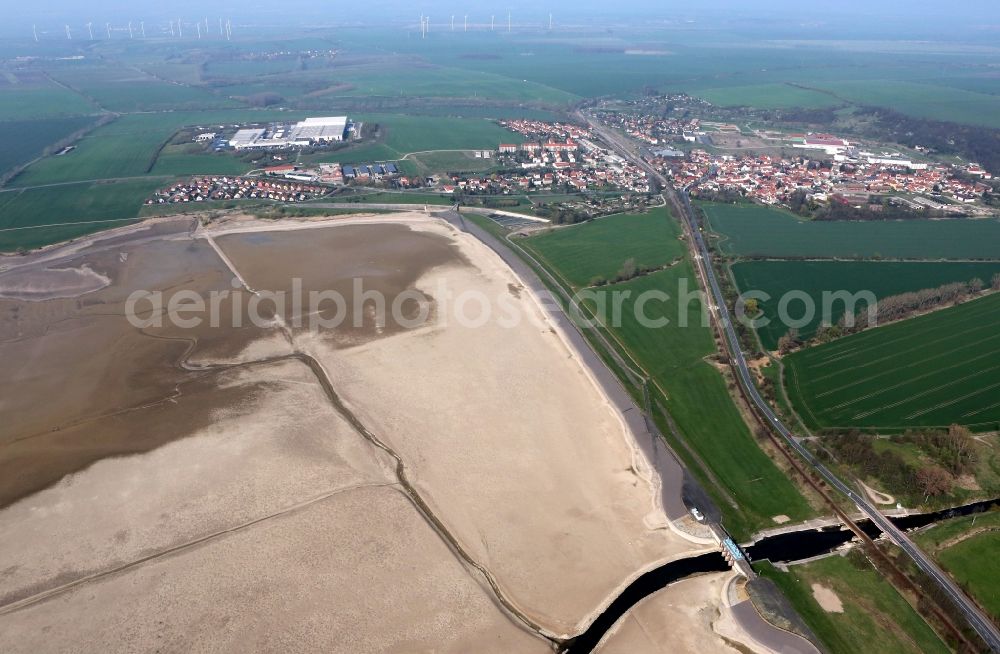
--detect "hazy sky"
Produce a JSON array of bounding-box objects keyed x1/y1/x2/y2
[{"x1": 8, "y1": 1, "x2": 1000, "y2": 40}]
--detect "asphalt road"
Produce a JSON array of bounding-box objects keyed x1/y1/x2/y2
[
  {"x1": 578, "y1": 110, "x2": 1000, "y2": 650},
  {"x1": 730, "y1": 600, "x2": 820, "y2": 654}
]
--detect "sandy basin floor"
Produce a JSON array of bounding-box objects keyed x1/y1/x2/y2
[
  {"x1": 595, "y1": 572, "x2": 749, "y2": 654},
  {"x1": 0, "y1": 486, "x2": 546, "y2": 654},
  {"x1": 216, "y1": 214, "x2": 700, "y2": 636},
  {"x1": 0, "y1": 211, "x2": 704, "y2": 650}
]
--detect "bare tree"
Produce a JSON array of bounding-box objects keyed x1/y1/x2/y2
[
  {"x1": 993, "y1": 272, "x2": 1000, "y2": 291},
  {"x1": 618, "y1": 257, "x2": 637, "y2": 281},
  {"x1": 777, "y1": 327, "x2": 800, "y2": 354},
  {"x1": 842, "y1": 279, "x2": 976, "y2": 338},
  {"x1": 947, "y1": 424, "x2": 977, "y2": 474},
  {"x1": 916, "y1": 465, "x2": 953, "y2": 497}
]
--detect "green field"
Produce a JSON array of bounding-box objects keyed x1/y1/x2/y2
[
  {"x1": 731, "y1": 261, "x2": 1000, "y2": 350},
  {"x1": 150, "y1": 147, "x2": 254, "y2": 177},
  {"x1": 785, "y1": 292, "x2": 1000, "y2": 432},
  {"x1": 84, "y1": 82, "x2": 238, "y2": 113},
  {"x1": 758, "y1": 555, "x2": 949, "y2": 654},
  {"x1": 402, "y1": 150, "x2": 500, "y2": 176},
  {"x1": 363, "y1": 113, "x2": 518, "y2": 153},
  {"x1": 12, "y1": 114, "x2": 178, "y2": 186},
  {"x1": 696, "y1": 83, "x2": 840, "y2": 109},
  {"x1": 813, "y1": 80, "x2": 1000, "y2": 129},
  {"x1": 703, "y1": 203, "x2": 1000, "y2": 260},
  {"x1": 205, "y1": 56, "x2": 578, "y2": 106},
  {"x1": 309, "y1": 66, "x2": 579, "y2": 105},
  {"x1": 915, "y1": 510, "x2": 1000, "y2": 620},
  {"x1": 914, "y1": 510, "x2": 1000, "y2": 552},
  {"x1": 11, "y1": 110, "x2": 307, "y2": 187},
  {"x1": 204, "y1": 58, "x2": 303, "y2": 79},
  {"x1": 45, "y1": 64, "x2": 241, "y2": 113},
  {"x1": 0, "y1": 116, "x2": 96, "y2": 177},
  {"x1": 0, "y1": 85, "x2": 96, "y2": 120},
  {"x1": 522, "y1": 207, "x2": 685, "y2": 288},
  {"x1": 0, "y1": 178, "x2": 164, "y2": 251},
  {"x1": 938, "y1": 533, "x2": 1000, "y2": 619}
]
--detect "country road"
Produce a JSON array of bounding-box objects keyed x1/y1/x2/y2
[{"x1": 579, "y1": 111, "x2": 1000, "y2": 651}]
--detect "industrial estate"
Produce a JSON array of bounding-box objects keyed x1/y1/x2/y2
[{"x1": 1, "y1": 5, "x2": 1000, "y2": 654}]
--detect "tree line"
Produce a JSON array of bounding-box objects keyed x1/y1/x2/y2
[
  {"x1": 818, "y1": 424, "x2": 979, "y2": 499},
  {"x1": 589, "y1": 257, "x2": 660, "y2": 287},
  {"x1": 775, "y1": 274, "x2": 1000, "y2": 354},
  {"x1": 850, "y1": 105, "x2": 1000, "y2": 177},
  {"x1": 839, "y1": 275, "x2": 999, "y2": 334}
]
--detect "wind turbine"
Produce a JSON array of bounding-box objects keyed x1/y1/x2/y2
[
  {"x1": 226, "y1": 19, "x2": 232, "y2": 40},
  {"x1": 140, "y1": 21, "x2": 145, "y2": 38},
  {"x1": 549, "y1": 13, "x2": 553, "y2": 30},
  {"x1": 464, "y1": 15, "x2": 468, "y2": 32},
  {"x1": 168, "y1": 20, "x2": 174, "y2": 38},
  {"x1": 178, "y1": 19, "x2": 183, "y2": 38},
  {"x1": 491, "y1": 15, "x2": 495, "y2": 31},
  {"x1": 32, "y1": 25, "x2": 38, "y2": 42},
  {"x1": 128, "y1": 21, "x2": 133, "y2": 39},
  {"x1": 86, "y1": 22, "x2": 94, "y2": 40},
  {"x1": 451, "y1": 15, "x2": 454, "y2": 31},
  {"x1": 65, "y1": 25, "x2": 72, "y2": 40},
  {"x1": 507, "y1": 11, "x2": 511, "y2": 32},
  {"x1": 107, "y1": 22, "x2": 112, "y2": 39},
  {"x1": 196, "y1": 22, "x2": 202, "y2": 39},
  {"x1": 219, "y1": 17, "x2": 224, "y2": 37}
]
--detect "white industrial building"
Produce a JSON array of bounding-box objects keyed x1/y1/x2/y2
[
  {"x1": 860, "y1": 154, "x2": 928, "y2": 171},
  {"x1": 290, "y1": 116, "x2": 348, "y2": 143},
  {"x1": 230, "y1": 128, "x2": 267, "y2": 150},
  {"x1": 228, "y1": 117, "x2": 348, "y2": 151},
  {"x1": 793, "y1": 136, "x2": 851, "y2": 156}
]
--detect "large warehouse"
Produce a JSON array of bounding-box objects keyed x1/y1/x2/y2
[
  {"x1": 229, "y1": 128, "x2": 267, "y2": 149},
  {"x1": 290, "y1": 116, "x2": 348, "y2": 143},
  {"x1": 227, "y1": 117, "x2": 349, "y2": 150}
]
